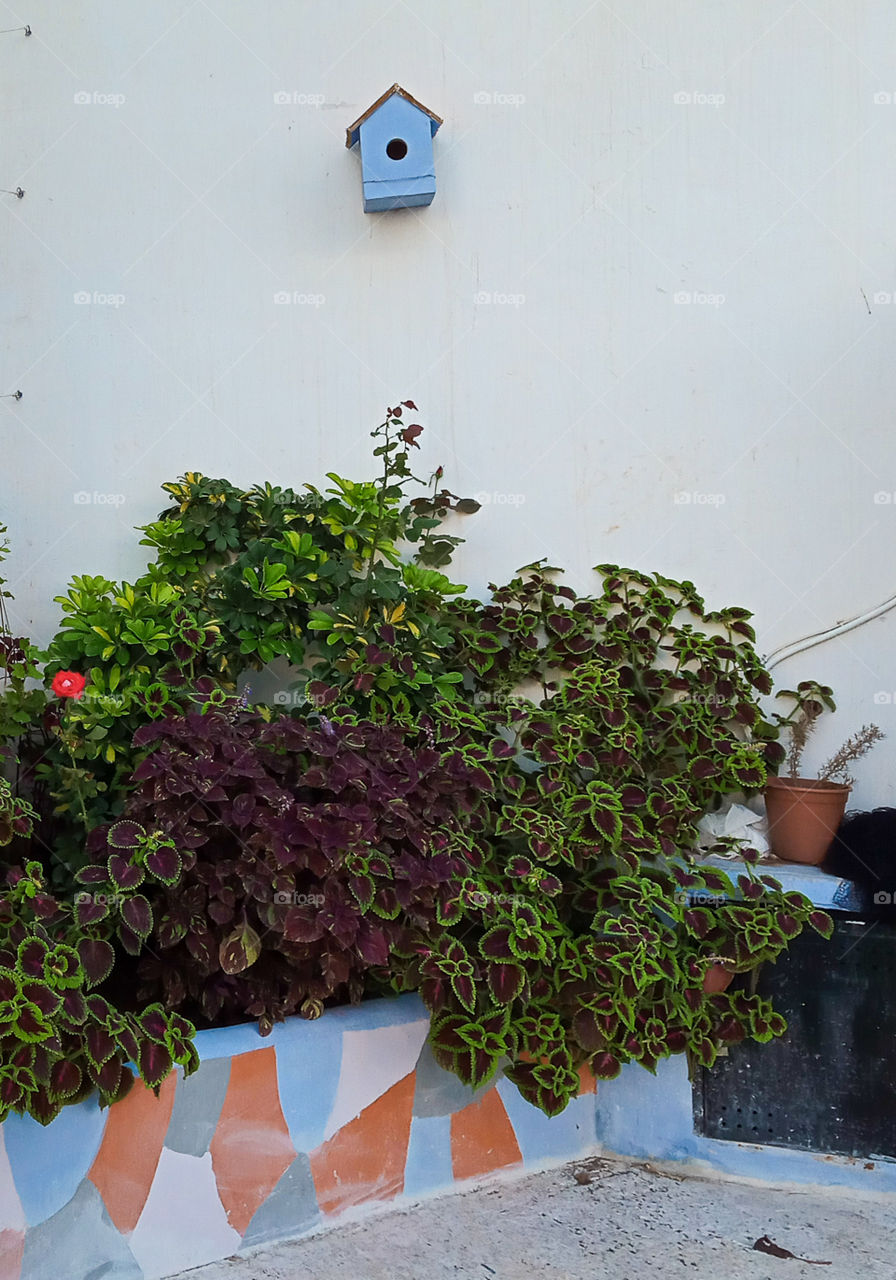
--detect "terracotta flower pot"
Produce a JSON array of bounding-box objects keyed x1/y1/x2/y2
[
  {"x1": 702, "y1": 963, "x2": 735, "y2": 994},
  {"x1": 764, "y1": 776, "x2": 850, "y2": 865}
]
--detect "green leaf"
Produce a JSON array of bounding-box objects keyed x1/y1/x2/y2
[{"x1": 219, "y1": 923, "x2": 262, "y2": 975}]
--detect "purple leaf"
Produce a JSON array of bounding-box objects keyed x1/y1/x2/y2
[
  {"x1": 107, "y1": 821, "x2": 145, "y2": 850},
  {"x1": 122, "y1": 896, "x2": 152, "y2": 939},
  {"x1": 145, "y1": 843, "x2": 181, "y2": 885}
]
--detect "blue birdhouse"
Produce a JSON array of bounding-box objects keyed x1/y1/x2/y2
[{"x1": 346, "y1": 84, "x2": 443, "y2": 213}]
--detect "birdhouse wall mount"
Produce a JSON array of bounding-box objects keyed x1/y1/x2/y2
[{"x1": 346, "y1": 84, "x2": 443, "y2": 213}]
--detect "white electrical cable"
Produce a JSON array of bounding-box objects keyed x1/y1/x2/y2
[{"x1": 764, "y1": 592, "x2": 896, "y2": 671}]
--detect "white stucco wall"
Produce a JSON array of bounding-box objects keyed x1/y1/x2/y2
[{"x1": 2, "y1": 1, "x2": 894, "y2": 805}]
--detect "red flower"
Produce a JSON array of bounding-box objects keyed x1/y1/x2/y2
[{"x1": 51, "y1": 670, "x2": 87, "y2": 700}]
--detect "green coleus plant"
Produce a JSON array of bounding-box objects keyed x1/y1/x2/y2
[
  {"x1": 0, "y1": 854, "x2": 196, "y2": 1126},
  {"x1": 385, "y1": 565, "x2": 833, "y2": 1115}
]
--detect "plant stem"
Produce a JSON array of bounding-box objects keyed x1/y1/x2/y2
[{"x1": 66, "y1": 746, "x2": 90, "y2": 832}]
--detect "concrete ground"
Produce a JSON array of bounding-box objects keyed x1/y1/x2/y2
[{"x1": 176, "y1": 1155, "x2": 896, "y2": 1280}]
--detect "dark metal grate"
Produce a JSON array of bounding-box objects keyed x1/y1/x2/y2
[{"x1": 694, "y1": 914, "x2": 896, "y2": 1159}]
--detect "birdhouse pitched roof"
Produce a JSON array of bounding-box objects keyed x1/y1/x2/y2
[{"x1": 345, "y1": 84, "x2": 443, "y2": 149}]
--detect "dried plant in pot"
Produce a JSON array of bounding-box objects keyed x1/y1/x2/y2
[{"x1": 766, "y1": 682, "x2": 884, "y2": 865}]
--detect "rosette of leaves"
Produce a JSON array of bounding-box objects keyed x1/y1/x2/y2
[
  {"x1": 0, "y1": 859, "x2": 196, "y2": 1126},
  {"x1": 75, "y1": 819, "x2": 184, "y2": 955},
  {"x1": 100, "y1": 702, "x2": 489, "y2": 1030}
]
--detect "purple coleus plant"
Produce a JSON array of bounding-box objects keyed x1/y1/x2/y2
[{"x1": 86, "y1": 697, "x2": 490, "y2": 1031}]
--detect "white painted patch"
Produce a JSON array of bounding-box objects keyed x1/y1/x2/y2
[
  {"x1": 322, "y1": 1019, "x2": 429, "y2": 1141},
  {"x1": 128, "y1": 1148, "x2": 241, "y2": 1280}
]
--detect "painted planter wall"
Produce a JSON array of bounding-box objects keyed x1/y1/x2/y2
[{"x1": 0, "y1": 995, "x2": 598, "y2": 1280}]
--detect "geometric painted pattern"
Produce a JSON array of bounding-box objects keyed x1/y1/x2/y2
[{"x1": 0, "y1": 995, "x2": 599, "y2": 1280}]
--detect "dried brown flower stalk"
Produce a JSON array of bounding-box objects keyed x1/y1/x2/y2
[
  {"x1": 787, "y1": 703, "x2": 822, "y2": 778},
  {"x1": 818, "y1": 724, "x2": 885, "y2": 787}
]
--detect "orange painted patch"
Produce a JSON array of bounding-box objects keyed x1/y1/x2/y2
[
  {"x1": 309, "y1": 1072, "x2": 415, "y2": 1217},
  {"x1": 577, "y1": 1063, "x2": 596, "y2": 1095},
  {"x1": 450, "y1": 1087, "x2": 522, "y2": 1182},
  {"x1": 87, "y1": 1071, "x2": 177, "y2": 1234},
  {"x1": 209, "y1": 1048, "x2": 296, "y2": 1235},
  {"x1": 0, "y1": 1229, "x2": 24, "y2": 1280}
]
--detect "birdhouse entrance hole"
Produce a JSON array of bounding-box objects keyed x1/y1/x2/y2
[{"x1": 386, "y1": 137, "x2": 408, "y2": 160}]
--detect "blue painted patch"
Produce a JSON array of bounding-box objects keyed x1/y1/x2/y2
[
  {"x1": 272, "y1": 1017, "x2": 344, "y2": 1154},
  {"x1": 240, "y1": 1152, "x2": 320, "y2": 1250},
  {"x1": 701, "y1": 855, "x2": 858, "y2": 913},
  {"x1": 403, "y1": 1114, "x2": 454, "y2": 1196},
  {"x1": 190, "y1": 997, "x2": 431, "y2": 1151},
  {"x1": 692, "y1": 1134, "x2": 896, "y2": 1191},
  {"x1": 591, "y1": 1050, "x2": 896, "y2": 1195},
  {"x1": 594, "y1": 1056, "x2": 698, "y2": 1161},
  {"x1": 273, "y1": 996, "x2": 428, "y2": 1151},
  {"x1": 497, "y1": 1079, "x2": 596, "y2": 1163},
  {"x1": 192, "y1": 1021, "x2": 272, "y2": 1062},
  {"x1": 193, "y1": 993, "x2": 429, "y2": 1063},
  {"x1": 5, "y1": 1095, "x2": 108, "y2": 1226},
  {"x1": 322, "y1": 992, "x2": 429, "y2": 1031}
]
